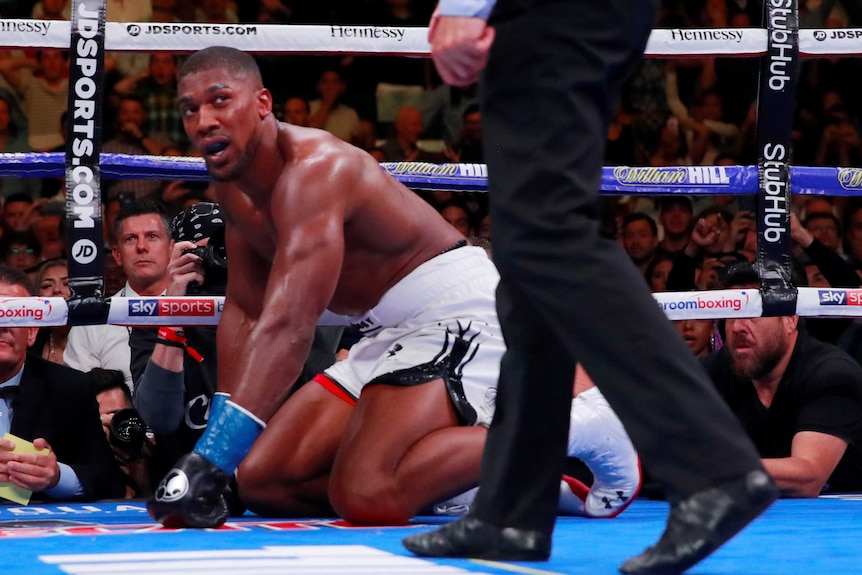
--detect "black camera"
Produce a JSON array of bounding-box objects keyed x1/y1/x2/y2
[
  {"x1": 182, "y1": 226, "x2": 228, "y2": 294},
  {"x1": 109, "y1": 408, "x2": 147, "y2": 457}
]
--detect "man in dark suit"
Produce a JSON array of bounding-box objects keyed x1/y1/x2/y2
[
  {"x1": 0, "y1": 266, "x2": 126, "y2": 502},
  {"x1": 405, "y1": 2, "x2": 778, "y2": 574}
]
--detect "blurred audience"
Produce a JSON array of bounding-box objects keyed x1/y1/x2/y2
[
  {"x1": 381, "y1": 106, "x2": 444, "y2": 162},
  {"x1": 308, "y1": 68, "x2": 360, "y2": 142}
]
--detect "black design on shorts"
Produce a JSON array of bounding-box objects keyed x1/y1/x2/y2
[
  {"x1": 352, "y1": 316, "x2": 383, "y2": 336},
  {"x1": 386, "y1": 343, "x2": 403, "y2": 357},
  {"x1": 369, "y1": 321, "x2": 481, "y2": 425}
]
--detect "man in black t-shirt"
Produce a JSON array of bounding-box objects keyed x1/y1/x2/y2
[{"x1": 705, "y1": 263, "x2": 862, "y2": 495}]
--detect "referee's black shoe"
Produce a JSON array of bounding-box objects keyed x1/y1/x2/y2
[
  {"x1": 402, "y1": 515, "x2": 551, "y2": 561},
  {"x1": 619, "y1": 470, "x2": 778, "y2": 575}
]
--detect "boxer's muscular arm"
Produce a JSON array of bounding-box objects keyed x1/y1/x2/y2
[
  {"x1": 216, "y1": 225, "x2": 267, "y2": 398},
  {"x1": 219, "y1": 162, "x2": 346, "y2": 423}
]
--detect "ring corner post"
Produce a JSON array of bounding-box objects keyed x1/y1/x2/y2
[{"x1": 755, "y1": 0, "x2": 800, "y2": 317}]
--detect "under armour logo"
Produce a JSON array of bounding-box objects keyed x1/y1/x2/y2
[
  {"x1": 602, "y1": 491, "x2": 629, "y2": 509},
  {"x1": 386, "y1": 344, "x2": 403, "y2": 357}
]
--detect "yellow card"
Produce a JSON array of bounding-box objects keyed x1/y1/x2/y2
[{"x1": 0, "y1": 433, "x2": 47, "y2": 505}]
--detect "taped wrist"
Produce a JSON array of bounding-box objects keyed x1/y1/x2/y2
[
  {"x1": 157, "y1": 326, "x2": 187, "y2": 349},
  {"x1": 193, "y1": 397, "x2": 264, "y2": 474}
]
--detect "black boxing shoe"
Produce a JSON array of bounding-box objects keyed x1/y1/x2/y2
[
  {"x1": 619, "y1": 470, "x2": 778, "y2": 575},
  {"x1": 147, "y1": 452, "x2": 231, "y2": 528},
  {"x1": 402, "y1": 515, "x2": 551, "y2": 561}
]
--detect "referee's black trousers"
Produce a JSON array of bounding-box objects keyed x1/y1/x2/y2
[{"x1": 470, "y1": 0, "x2": 765, "y2": 533}]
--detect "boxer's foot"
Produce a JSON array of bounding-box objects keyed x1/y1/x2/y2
[{"x1": 565, "y1": 387, "x2": 641, "y2": 518}]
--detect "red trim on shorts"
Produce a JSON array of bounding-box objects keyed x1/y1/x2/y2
[{"x1": 313, "y1": 373, "x2": 357, "y2": 406}]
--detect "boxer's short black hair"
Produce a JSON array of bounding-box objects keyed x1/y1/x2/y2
[{"x1": 179, "y1": 46, "x2": 262, "y2": 87}]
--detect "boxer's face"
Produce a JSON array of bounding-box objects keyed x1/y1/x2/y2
[{"x1": 178, "y1": 67, "x2": 272, "y2": 183}]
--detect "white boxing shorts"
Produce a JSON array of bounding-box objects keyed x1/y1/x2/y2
[{"x1": 317, "y1": 244, "x2": 503, "y2": 427}]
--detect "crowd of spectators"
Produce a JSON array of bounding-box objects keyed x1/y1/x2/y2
[
  {"x1": 0, "y1": 0, "x2": 856, "y2": 243},
  {"x1": 0, "y1": 0, "x2": 861, "y2": 504}
]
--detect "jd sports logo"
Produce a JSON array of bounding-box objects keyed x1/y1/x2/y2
[
  {"x1": 815, "y1": 30, "x2": 862, "y2": 41},
  {"x1": 71, "y1": 239, "x2": 98, "y2": 265},
  {"x1": 127, "y1": 24, "x2": 141, "y2": 36}
]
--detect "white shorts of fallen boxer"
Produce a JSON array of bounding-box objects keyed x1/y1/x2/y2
[{"x1": 314, "y1": 243, "x2": 503, "y2": 427}]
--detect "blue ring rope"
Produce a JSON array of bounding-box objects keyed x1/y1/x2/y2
[{"x1": 1, "y1": 152, "x2": 858, "y2": 196}]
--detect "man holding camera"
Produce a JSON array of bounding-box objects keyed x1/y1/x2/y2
[
  {"x1": 0, "y1": 266, "x2": 126, "y2": 502},
  {"x1": 92, "y1": 367, "x2": 155, "y2": 499},
  {"x1": 130, "y1": 202, "x2": 225, "y2": 483}
]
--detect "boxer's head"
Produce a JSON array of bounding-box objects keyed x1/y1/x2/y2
[{"x1": 177, "y1": 46, "x2": 273, "y2": 183}]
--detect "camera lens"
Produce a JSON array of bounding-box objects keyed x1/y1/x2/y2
[{"x1": 109, "y1": 408, "x2": 147, "y2": 455}]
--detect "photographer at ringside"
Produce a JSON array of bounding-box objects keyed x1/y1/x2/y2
[
  {"x1": 130, "y1": 201, "x2": 226, "y2": 485},
  {"x1": 130, "y1": 202, "x2": 342, "y2": 484}
]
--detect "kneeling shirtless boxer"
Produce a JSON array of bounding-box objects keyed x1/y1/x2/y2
[{"x1": 148, "y1": 46, "x2": 638, "y2": 527}]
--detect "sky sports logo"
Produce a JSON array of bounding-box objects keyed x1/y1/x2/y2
[
  {"x1": 129, "y1": 299, "x2": 219, "y2": 316},
  {"x1": 819, "y1": 290, "x2": 862, "y2": 306}
]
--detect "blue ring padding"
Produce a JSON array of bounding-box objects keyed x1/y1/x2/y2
[
  {"x1": 0, "y1": 152, "x2": 211, "y2": 181},
  {"x1": 1, "y1": 152, "x2": 859, "y2": 196}
]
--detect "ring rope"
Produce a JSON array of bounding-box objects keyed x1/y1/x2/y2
[
  {"x1": 5, "y1": 288, "x2": 862, "y2": 328},
  {"x1": 1, "y1": 153, "x2": 860, "y2": 196},
  {"x1": 0, "y1": 2, "x2": 859, "y2": 327},
  {"x1": 1, "y1": 20, "x2": 860, "y2": 57}
]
